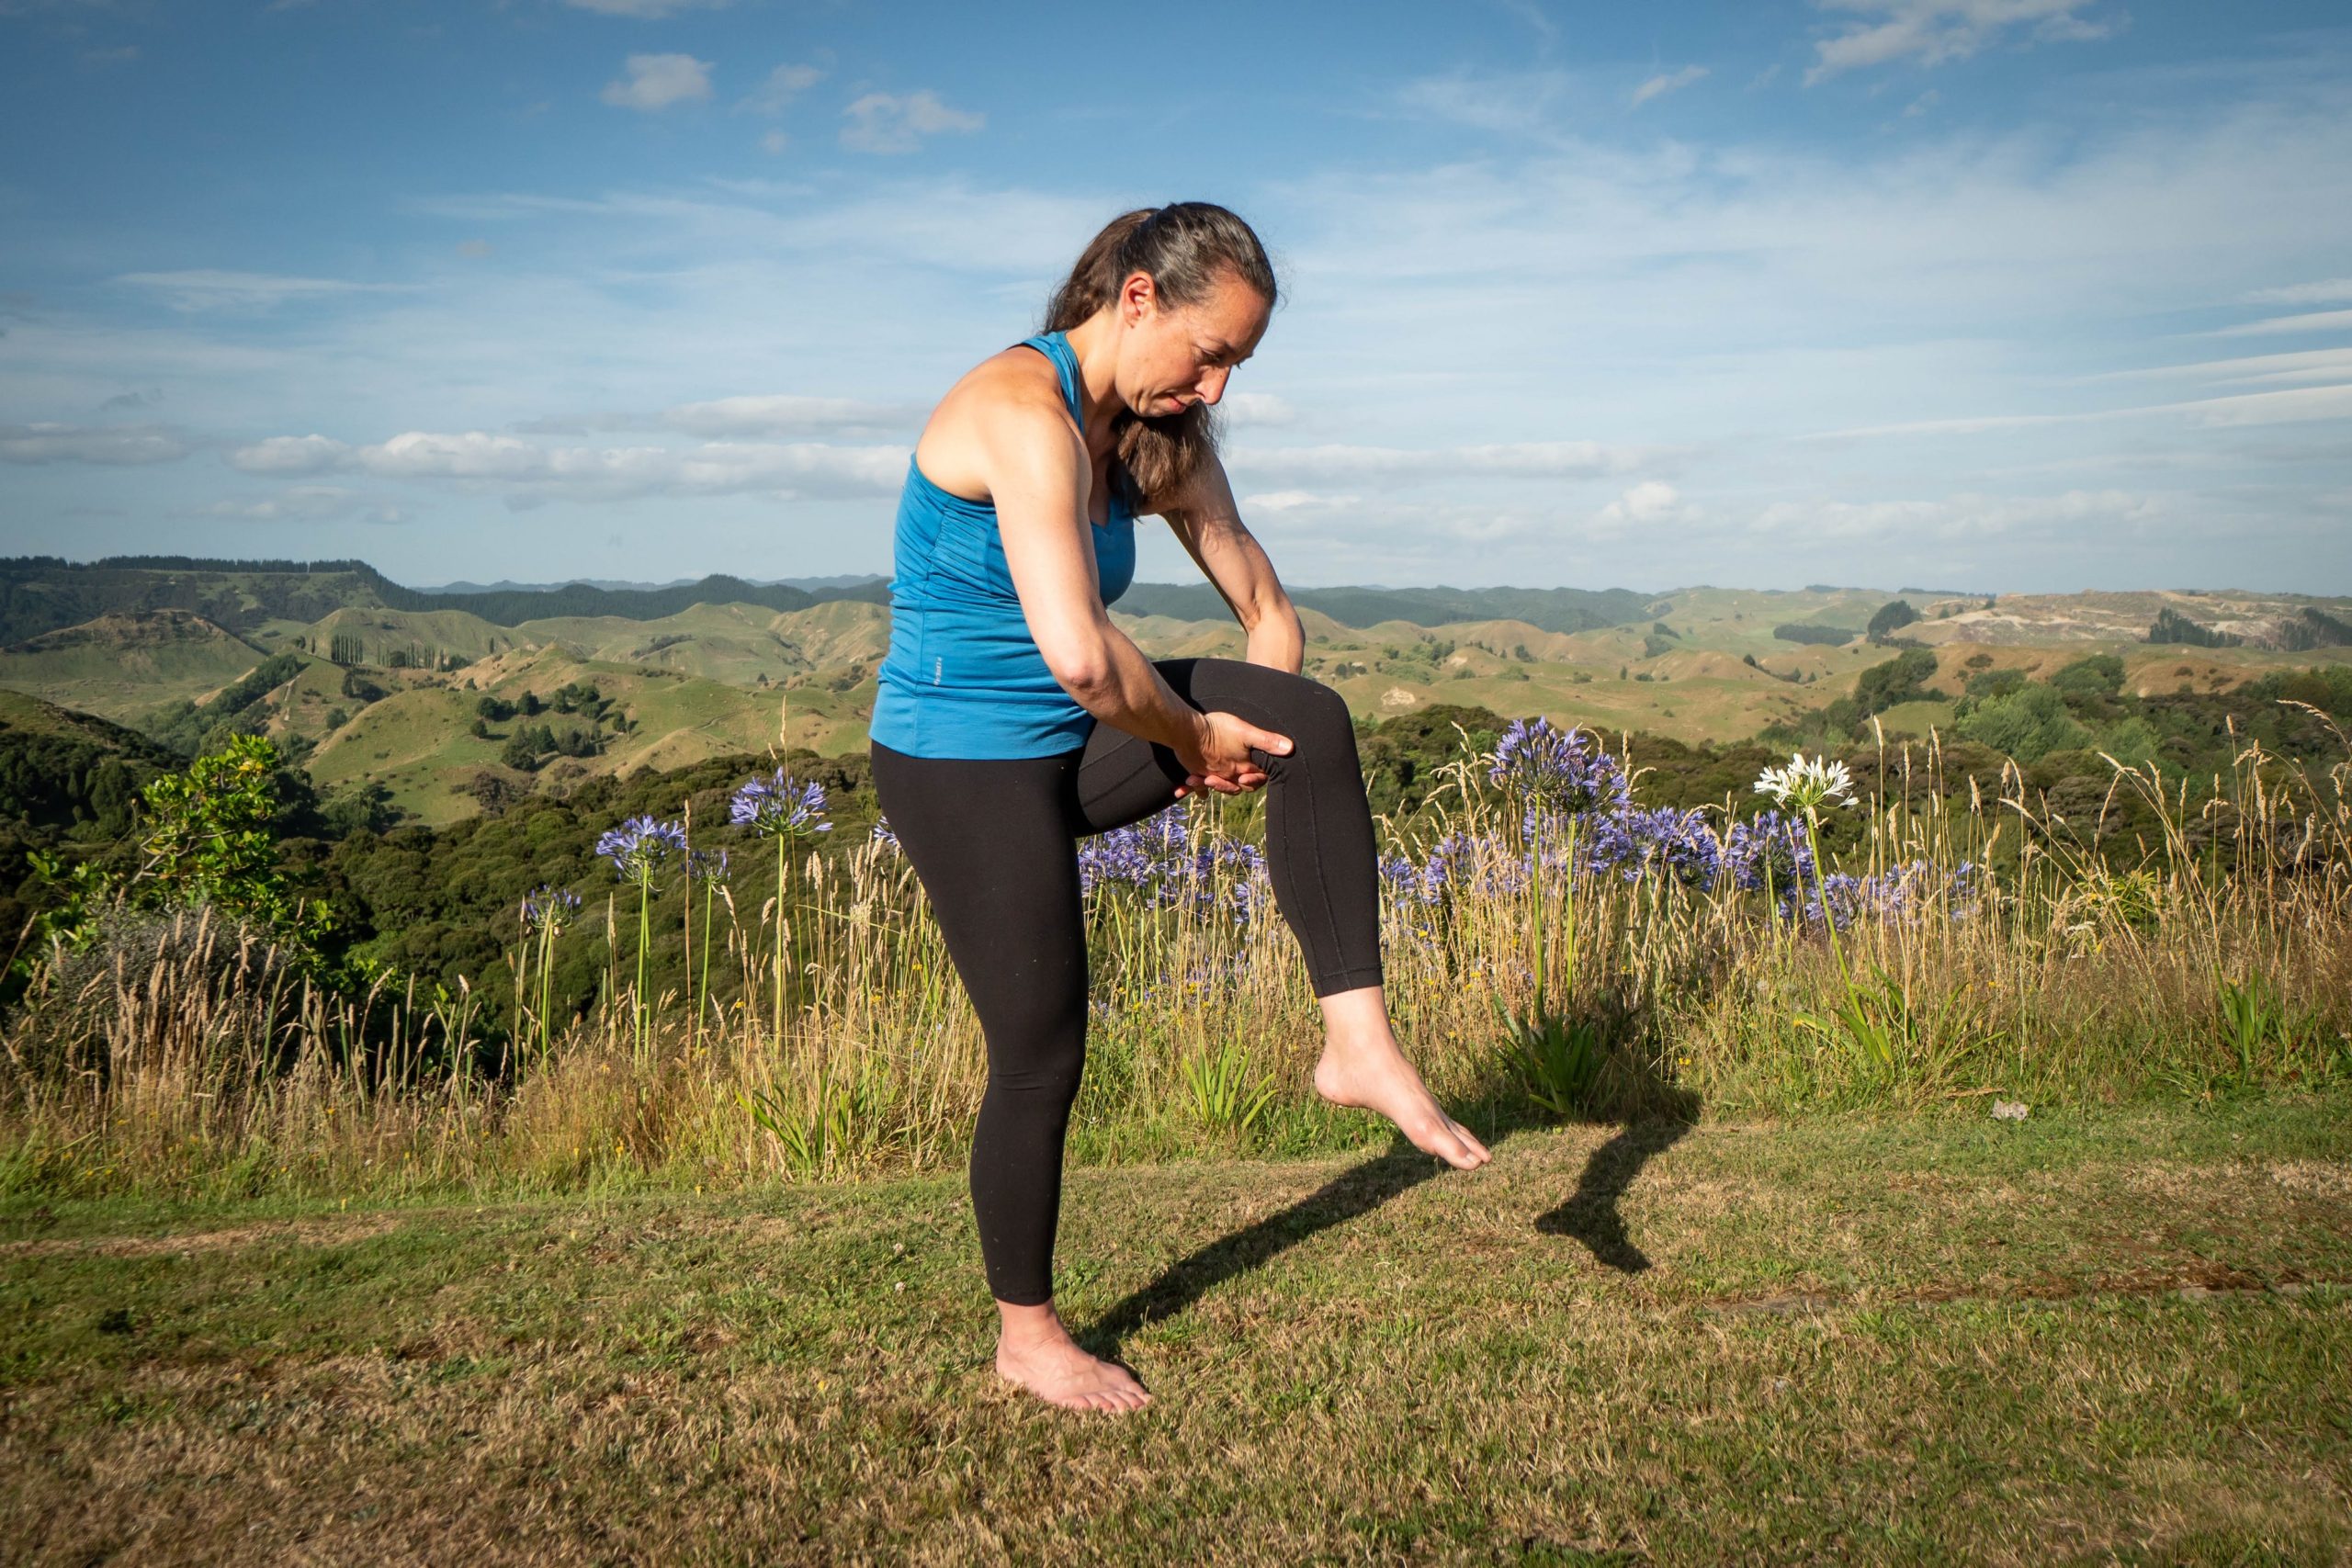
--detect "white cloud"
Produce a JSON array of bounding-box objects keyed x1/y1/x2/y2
[
  {"x1": 1630, "y1": 65, "x2": 1708, "y2": 107},
  {"x1": 0, "y1": 423, "x2": 188, "y2": 465},
  {"x1": 228, "y1": 427, "x2": 910, "y2": 502},
  {"x1": 2244, "y1": 278, "x2": 2352, "y2": 307},
  {"x1": 760, "y1": 130, "x2": 789, "y2": 156},
  {"x1": 231, "y1": 434, "x2": 349, "y2": 473},
  {"x1": 1240, "y1": 490, "x2": 1359, "y2": 513},
  {"x1": 602, "y1": 53, "x2": 712, "y2": 113},
  {"x1": 1218, "y1": 392, "x2": 1299, "y2": 428},
  {"x1": 1594, "y1": 479, "x2": 1691, "y2": 534},
  {"x1": 841, "y1": 90, "x2": 984, "y2": 154},
  {"x1": 194, "y1": 486, "x2": 405, "y2": 524},
  {"x1": 1804, "y1": 0, "x2": 2116, "y2": 85},
  {"x1": 739, "y1": 61, "x2": 824, "y2": 116},
  {"x1": 112, "y1": 269, "x2": 415, "y2": 312},
  {"x1": 1230, "y1": 441, "x2": 1661, "y2": 486}
]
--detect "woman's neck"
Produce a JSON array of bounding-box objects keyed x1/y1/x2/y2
[{"x1": 1057, "y1": 310, "x2": 1125, "y2": 460}]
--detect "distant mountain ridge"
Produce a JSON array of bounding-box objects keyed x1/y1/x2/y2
[
  {"x1": 0, "y1": 557, "x2": 890, "y2": 646},
  {"x1": 415, "y1": 573, "x2": 889, "y2": 594},
  {"x1": 1119, "y1": 582, "x2": 1654, "y2": 637},
  {"x1": 1, "y1": 555, "x2": 1655, "y2": 643}
]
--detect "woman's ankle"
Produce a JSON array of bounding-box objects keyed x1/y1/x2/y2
[{"x1": 996, "y1": 1297, "x2": 1066, "y2": 1347}]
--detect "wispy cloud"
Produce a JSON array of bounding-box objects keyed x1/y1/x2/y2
[
  {"x1": 738, "y1": 60, "x2": 825, "y2": 117},
  {"x1": 1239, "y1": 489, "x2": 1359, "y2": 514},
  {"x1": 1218, "y1": 392, "x2": 1298, "y2": 428},
  {"x1": 657, "y1": 394, "x2": 920, "y2": 439},
  {"x1": 505, "y1": 397, "x2": 923, "y2": 439},
  {"x1": 1804, "y1": 0, "x2": 2117, "y2": 85},
  {"x1": 1396, "y1": 68, "x2": 1574, "y2": 138},
  {"x1": 2208, "y1": 308, "x2": 2352, "y2": 337},
  {"x1": 1229, "y1": 441, "x2": 1662, "y2": 487},
  {"x1": 602, "y1": 53, "x2": 712, "y2": 112},
  {"x1": 1, "y1": 423, "x2": 188, "y2": 465},
  {"x1": 1751, "y1": 488, "x2": 2163, "y2": 541},
  {"x1": 1630, "y1": 65, "x2": 1708, "y2": 107},
  {"x1": 111, "y1": 269, "x2": 416, "y2": 312},
  {"x1": 226, "y1": 429, "x2": 910, "y2": 503},
  {"x1": 193, "y1": 486, "x2": 405, "y2": 524},
  {"x1": 1802, "y1": 381, "x2": 2352, "y2": 439},
  {"x1": 840, "y1": 90, "x2": 984, "y2": 154},
  {"x1": 2244, "y1": 277, "x2": 2352, "y2": 306}
]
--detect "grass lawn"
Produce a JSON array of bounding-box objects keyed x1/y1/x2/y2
[{"x1": 6, "y1": 1092, "x2": 2349, "y2": 1564}]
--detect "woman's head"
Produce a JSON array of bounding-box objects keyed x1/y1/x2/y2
[{"x1": 1044, "y1": 202, "x2": 1280, "y2": 506}]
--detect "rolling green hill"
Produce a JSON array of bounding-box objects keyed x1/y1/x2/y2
[
  {"x1": 5, "y1": 557, "x2": 2346, "y2": 829},
  {"x1": 0, "y1": 610, "x2": 268, "y2": 724}
]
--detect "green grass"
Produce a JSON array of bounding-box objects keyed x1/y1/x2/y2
[{"x1": 6, "y1": 1090, "x2": 2346, "y2": 1563}]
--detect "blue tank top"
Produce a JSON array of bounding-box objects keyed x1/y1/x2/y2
[{"x1": 868, "y1": 330, "x2": 1138, "y2": 759}]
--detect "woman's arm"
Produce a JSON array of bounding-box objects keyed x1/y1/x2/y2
[
  {"x1": 1151, "y1": 448, "x2": 1305, "y2": 675},
  {"x1": 977, "y1": 389, "x2": 1290, "y2": 794}
]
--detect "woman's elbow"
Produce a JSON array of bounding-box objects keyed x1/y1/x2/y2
[{"x1": 1040, "y1": 637, "x2": 1110, "y2": 697}]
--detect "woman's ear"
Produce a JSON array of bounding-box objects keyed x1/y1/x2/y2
[{"x1": 1119, "y1": 269, "x2": 1157, "y2": 327}]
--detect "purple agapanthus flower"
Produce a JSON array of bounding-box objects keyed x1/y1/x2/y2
[
  {"x1": 1074, "y1": 804, "x2": 1269, "y2": 924},
  {"x1": 595, "y1": 814, "x2": 687, "y2": 885},
  {"x1": 1488, "y1": 716, "x2": 1631, "y2": 815},
  {"x1": 1722, "y1": 810, "x2": 1816, "y2": 898},
  {"x1": 1584, "y1": 805, "x2": 1723, "y2": 890},
  {"x1": 1799, "y1": 858, "x2": 1988, "y2": 929},
  {"x1": 685, "y1": 846, "x2": 729, "y2": 884},
  {"x1": 729, "y1": 768, "x2": 834, "y2": 840},
  {"x1": 870, "y1": 818, "x2": 900, "y2": 854},
  {"x1": 519, "y1": 884, "x2": 582, "y2": 933}
]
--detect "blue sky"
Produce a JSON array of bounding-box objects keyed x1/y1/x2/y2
[{"x1": 3, "y1": 0, "x2": 2348, "y2": 594}]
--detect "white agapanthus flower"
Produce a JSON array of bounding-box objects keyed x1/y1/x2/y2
[{"x1": 1753, "y1": 751, "x2": 1860, "y2": 812}]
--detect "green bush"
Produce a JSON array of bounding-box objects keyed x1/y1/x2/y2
[{"x1": 1956, "y1": 683, "x2": 2093, "y2": 764}]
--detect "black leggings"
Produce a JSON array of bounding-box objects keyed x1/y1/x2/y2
[{"x1": 870, "y1": 657, "x2": 1384, "y2": 1306}]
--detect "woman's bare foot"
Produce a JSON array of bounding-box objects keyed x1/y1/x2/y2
[
  {"x1": 1311, "y1": 987, "x2": 1492, "y2": 1170},
  {"x1": 1313, "y1": 1039, "x2": 1492, "y2": 1170},
  {"x1": 995, "y1": 1303, "x2": 1152, "y2": 1413}
]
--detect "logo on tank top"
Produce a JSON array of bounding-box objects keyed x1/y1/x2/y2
[{"x1": 933, "y1": 655, "x2": 943, "y2": 685}]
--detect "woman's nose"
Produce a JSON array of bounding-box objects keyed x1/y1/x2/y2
[{"x1": 1198, "y1": 366, "x2": 1231, "y2": 405}]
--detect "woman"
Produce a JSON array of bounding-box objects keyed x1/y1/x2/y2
[{"x1": 869, "y1": 201, "x2": 1491, "y2": 1415}]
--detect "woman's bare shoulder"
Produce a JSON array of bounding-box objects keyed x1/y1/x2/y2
[
  {"x1": 934, "y1": 343, "x2": 1067, "y2": 423},
  {"x1": 915, "y1": 344, "x2": 1076, "y2": 499}
]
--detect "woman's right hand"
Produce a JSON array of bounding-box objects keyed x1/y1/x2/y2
[{"x1": 1174, "y1": 709, "x2": 1292, "y2": 797}]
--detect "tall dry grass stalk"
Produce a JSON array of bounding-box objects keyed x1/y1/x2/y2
[{"x1": 6, "y1": 724, "x2": 2348, "y2": 1202}]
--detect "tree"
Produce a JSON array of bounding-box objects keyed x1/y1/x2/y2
[
  {"x1": 1866, "y1": 600, "x2": 1920, "y2": 642},
  {"x1": 130, "y1": 735, "x2": 336, "y2": 964},
  {"x1": 2050, "y1": 654, "x2": 2126, "y2": 702}
]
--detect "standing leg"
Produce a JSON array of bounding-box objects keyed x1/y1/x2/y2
[
  {"x1": 1072, "y1": 660, "x2": 1491, "y2": 1171},
  {"x1": 869, "y1": 741, "x2": 1151, "y2": 1413}
]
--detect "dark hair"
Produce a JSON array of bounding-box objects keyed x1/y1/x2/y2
[{"x1": 1042, "y1": 202, "x2": 1279, "y2": 508}]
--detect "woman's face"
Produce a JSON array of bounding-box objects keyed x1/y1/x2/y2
[{"x1": 1116, "y1": 267, "x2": 1271, "y2": 419}]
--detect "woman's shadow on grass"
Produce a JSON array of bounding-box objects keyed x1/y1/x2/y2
[{"x1": 1080, "y1": 1056, "x2": 1702, "y2": 1360}]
